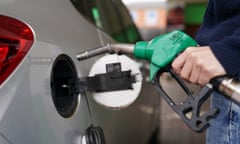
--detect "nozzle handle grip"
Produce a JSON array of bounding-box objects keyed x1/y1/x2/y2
[{"x1": 153, "y1": 67, "x2": 218, "y2": 133}]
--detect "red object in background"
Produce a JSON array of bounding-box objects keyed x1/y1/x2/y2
[{"x1": 167, "y1": 6, "x2": 185, "y2": 26}]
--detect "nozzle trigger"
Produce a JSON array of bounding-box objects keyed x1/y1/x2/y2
[{"x1": 152, "y1": 67, "x2": 219, "y2": 132}]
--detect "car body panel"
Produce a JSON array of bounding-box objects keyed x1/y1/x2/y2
[{"x1": 0, "y1": 0, "x2": 159, "y2": 144}]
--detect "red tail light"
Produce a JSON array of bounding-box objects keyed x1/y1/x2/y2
[{"x1": 0, "y1": 15, "x2": 34, "y2": 85}]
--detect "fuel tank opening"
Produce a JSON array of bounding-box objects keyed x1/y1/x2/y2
[{"x1": 51, "y1": 54, "x2": 79, "y2": 118}]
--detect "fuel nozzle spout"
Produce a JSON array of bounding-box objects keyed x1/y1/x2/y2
[{"x1": 76, "y1": 43, "x2": 135, "y2": 61}]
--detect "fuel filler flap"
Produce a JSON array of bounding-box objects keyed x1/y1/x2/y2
[{"x1": 87, "y1": 54, "x2": 142, "y2": 109}]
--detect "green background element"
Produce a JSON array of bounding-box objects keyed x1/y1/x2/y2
[{"x1": 185, "y1": 3, "x2": 207, "y2": 24}]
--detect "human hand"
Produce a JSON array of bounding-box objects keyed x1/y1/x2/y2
[{"x1": 171, "y1": 46, "x2": 226, "y2": 86}]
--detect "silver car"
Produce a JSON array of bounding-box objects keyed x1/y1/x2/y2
[{"x1": 0, "y1": 0, "x2": 160, "y2": 144}]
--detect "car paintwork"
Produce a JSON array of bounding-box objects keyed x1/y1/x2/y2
[{"x1": 0, "y1": 0, "x2": 159, "y2": 143}]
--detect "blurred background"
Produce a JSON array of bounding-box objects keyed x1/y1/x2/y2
[
  {"x1": 122, "y1": 0, "x2": 207, "y2": 40},
  {"x1": 121, "y1": 0, "x2": 208, "y2": 143}
]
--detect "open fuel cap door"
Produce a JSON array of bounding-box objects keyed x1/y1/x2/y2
[{"x1": 88, "y1": 54, "x2": 142, "y2": 109}]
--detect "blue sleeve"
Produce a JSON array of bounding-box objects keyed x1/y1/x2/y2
[{"x1": 210, "y1": 28, "x2": 240, "y2": 75}]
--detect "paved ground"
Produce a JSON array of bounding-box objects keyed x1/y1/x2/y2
[{"x1": 158, "y1": 75, "x2": 207, "y2": 144}]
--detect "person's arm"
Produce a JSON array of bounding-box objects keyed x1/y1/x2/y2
[
  {"x1": 210, "y1": 28, "x2": 240, "y2": 75},
  {"x1": 172, "y1": 28, "x2": 240, "y2": 86}
]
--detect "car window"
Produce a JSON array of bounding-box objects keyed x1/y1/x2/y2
[{"x1": 71, "y1": 0, "x2": 142, "y2": 43}]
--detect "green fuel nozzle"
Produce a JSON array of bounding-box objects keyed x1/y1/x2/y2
[
  {"x1": 133, "y1": 30, "x2": 197, "y2": 79},
  {"x1": 77, "y1": 30, "x2": 197, "y2": 80}
]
